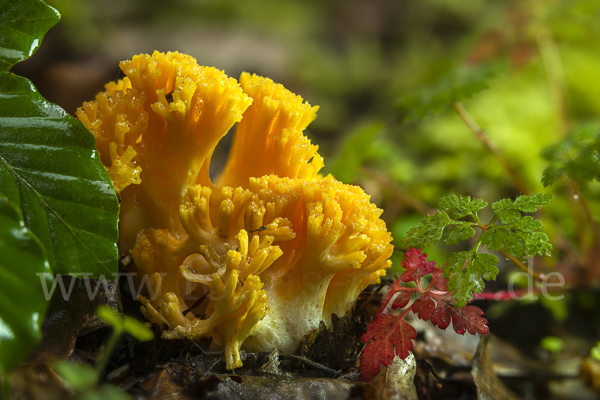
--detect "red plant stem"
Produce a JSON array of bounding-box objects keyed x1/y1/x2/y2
[{"x1": 473, "y1": 285, "x2": 565, "y2": 301}]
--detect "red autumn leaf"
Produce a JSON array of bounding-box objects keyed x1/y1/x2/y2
[
  {"x1": 390, "y1": 319, "x2": 417, "y2": 359},
  {"x1": 447, "y1": 305, "x2": 489, "y2": 335},
  {"x1": 400, "y1": 248, "x2": 436, "y2": 283},
  {"x1": 391, "y1": 290, "x2": 412, "y2": 310},
  {"x1": 360, "y1": 248, "x2": 489, "y2": 382},
  {"x1": 411, "y1": 296, "x2": 436, "y2": 321},
  {"x1": 359, "y1": 330, "x2": 395, "y2": 381},
  {"x1": 378, "y1": 279, "x2": 404, "y2": 313},
  {"x1": 430, "y1": 301, "x2": 489, "y2": 335},
  {"x1": 431, "y1": 268, "x2": 448, "y2": 291},
  {"x1": 431, "y1": 303, "x2": 452, "y2": 330},
  {"x1": 361, "y1": 313, "x2": 397, "y2": 343},
  {"x1": 360, "y1": 314, "x2": 417, "y2": 381}
]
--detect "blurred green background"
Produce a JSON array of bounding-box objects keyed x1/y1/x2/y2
[{"x1": 13, "y1": 0, "x2": 600, "y2": 284}]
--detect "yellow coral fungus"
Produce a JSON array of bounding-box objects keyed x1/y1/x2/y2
[
  {"x1": 78, "y1": 51, "x2": 252, "y2": 249},
  {"x1": 78, "y1": 51, "x2": 393, "y2": 370}
]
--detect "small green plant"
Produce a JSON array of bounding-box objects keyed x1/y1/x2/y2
[
  {"x1": 52, "y1": 306, "x2": 153, "y2": 400},
  {"x1": 360, "y1": 193, "x2": 552, "y2": 381},
  {"x1": 540, "y1": 336, "x2": 564, "y2": 356},
  {"x1": 402, "y1": 193, "x2": 553, "y2": 306}
]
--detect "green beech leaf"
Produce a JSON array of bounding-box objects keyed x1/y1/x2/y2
[
  {"x1": 0, "y1": 0, "x2": 59, "y2": 70},
  {"x1": 0, "y1": 195, "x2": 52, "y2": 373},
  {"x1": 53, "y1": 361, "x2": 133, "y2": 399},
  {"x1": 0, "y1": 0, "x2": 119, "y2": 277},
  {"x1": 0, "y1": 72, "x2": 119, "y2": 277}
]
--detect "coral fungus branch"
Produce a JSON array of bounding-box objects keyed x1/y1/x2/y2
[{"x1": 79, "y1": 51, "x2": 394, "y2": 370}]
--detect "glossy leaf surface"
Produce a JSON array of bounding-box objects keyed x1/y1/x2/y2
[
  {"x1": 0, "y1": 0, "x2": 59, "y2": 70},
  {"x1": 0, "y1": 195, "x2": 53, "y2": 373},
  {"x1": 0, "y1": 72, "x2": 119, "y2": 276}
]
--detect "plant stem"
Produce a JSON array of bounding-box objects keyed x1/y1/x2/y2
[
  {"x1": 501, "y1": 249, "x2": 546, "y2": 281},
  {"x1": 571, "y1": 181, "x2": 599, "y2": 240},
  {"x1": 453, "y1": 102, "x2": 531, "y2": 195},
  {"x1": 95, "y1": 327, "x2": 123, "y2": 381}
]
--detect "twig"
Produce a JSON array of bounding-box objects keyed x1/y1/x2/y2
[
  {"x1": 361, "y1": 166, "x2": 437, "y2": 216},
  {"x1": 183, "y1": 292, "x2": 209, "y2": 316},
  {"x1": 501, "y1": 249, "x2": 546, "y2": 281},
  {"x1": 571, "y1": 181, "x2": 599, "y2": 239},
  {"x1": 453, "y1": 102, "x2": 531, "y2": 195},
  {"x1": 570, "y1": 181, "x2": 600, "y2": 275},
  {"x1": 423, "y1": 359, "x2": 446, "y2": 382},
  {"x1": 278, "y1": 354, "x2": 339, "y2": 377}
]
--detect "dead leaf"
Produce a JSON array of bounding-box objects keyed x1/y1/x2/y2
[
  {"x1": 471, "y1": 335, "x2": 519, "y2": 400},
  {"x1": 369, "y1": 352, "x2": 417, "y2": 400}
]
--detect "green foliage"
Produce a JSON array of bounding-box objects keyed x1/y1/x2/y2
[
  {"x1": 96, "y1": 306, "x2": 154, "y2": 342},
  {"x1": 444, "y1": 251, "x2": 499, "y2": 307},
  {"x1": 0, "y1": 0, "x2": 119, "y2": 277},
  {"x1": 53, "y1": 362, "x2": 131, "y2": 400},
  {"x1": 51, "y1": 307, "x2": 151, "y2": 399},
  {"x1": 397, "y1": 64, "x2": 500, "y2": 122},
  {"x1": 53, "y1": 362, "x2": 99, "y2": 392},
  {"x1": 327, "y1": 122, "x2": 383, "y2": 183},
  {"x1": 402, "y1": 193, "x2": 553, "y2": 307},
  {"x1": 591, "y1": 342, "x2": 600, "y2": 361},
  {"x1": 0, "y1": 0, "x2": 121, "y2": 379},
  {"x1": 401, "y1": 212, "x2": 451, "y2": 249},
  {"x1": 0, "y1": 0, "x2": 59, "y2": 70},
  {"x1": 541, "y1": 123, "x2": 600, "y2": 187},
  {"x1": 540, "y1": 336, "x2": 564, "y2": 355},
  {"x1": 0, "y1": 195, "x2": 52, "y2": 374}
]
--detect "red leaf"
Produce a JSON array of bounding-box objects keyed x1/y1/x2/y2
[
  {"x1": 431, "y1": 268, "x2": 448, "y2": 291},
  {"x1": 361, "y1": 313, "x2": 397, "y2": 343},
  {"x1": 360, "y1": 332, "x2": 395, "y2": 381},
  {"x1": 429, "y1": 300, "x2": 488, "y2": 335},
  {"x1": 400, "y1": 248, "x2": 436, "y2": 283},
  {"x1": 448, "y1": 305, "x2": 489, "y2": 335},
  {"x1": 390, "y1": 319, "x2": 417, "y2": 359},
  {"x1": 378, "y1": 279, "x2": 404, "y2": 313},
  {"x1": 360, "y1": 249, "x2": 489, "y2": 382},
  {"x1": 411, "y1": 296, "x2": 436, "y2": 321},
  {"x1": 431, "y1": 303, "x2": 452, "y2": 330},
  {"x1": 391, "y1": 290, "x2": 412, "y2": 310},
  {"x1": 360, "y1": 315, "x2": 417, "y2": 381}
]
